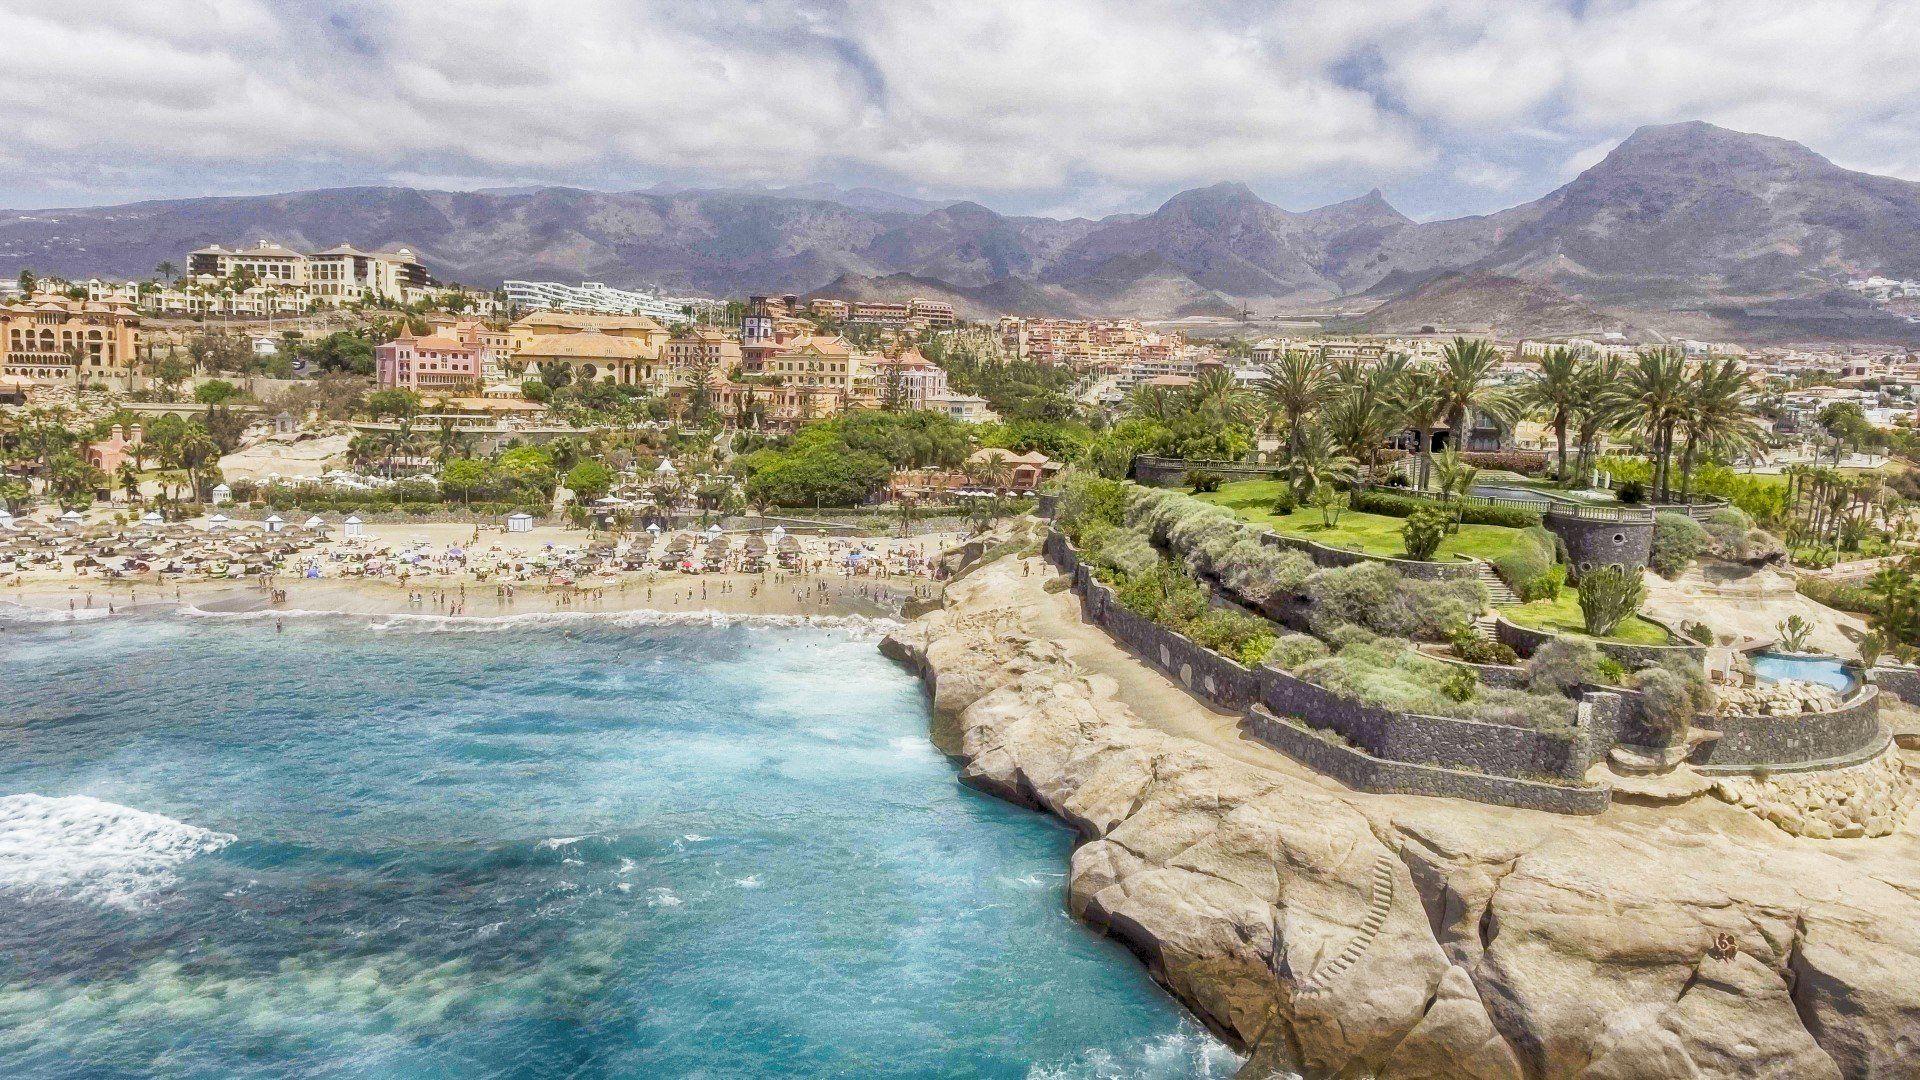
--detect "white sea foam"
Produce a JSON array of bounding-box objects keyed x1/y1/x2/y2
[
  {"x1": 0, "y1": 794, "x2": 235, "y2": 908},
  {"x1": 539, "y1": 835, "x2": 586, "y2": 850},
  {"x1": 682, "y1": 834, "x2": 709, "y2": 843},
  {"x1": 735, "y1": 875, "x2": 762, "y2": 888},
  {"x1": 1027, "y1": 1025, "x2": 1249, "y2": 1080},
  {"x1": 0, "y1": 602, "x2": 113, "y2": 623},
  {"x1": 645, "y1": 886, "x2": 683, "y2": 907}
]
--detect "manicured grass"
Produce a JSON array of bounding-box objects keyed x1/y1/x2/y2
[
  {"x1": 1498, "y1": 592, "x2": 1671, "y2": 645},
  {"x1": 1197, "y1": 479, "x2": 1534, "y2": 563}
]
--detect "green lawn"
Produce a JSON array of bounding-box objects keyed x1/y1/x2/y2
[
  {"x1": 1197, "y1": 480, "x2": 1534, "y2": 563},
  {"x1": 1498, "y1": 592, "x2": 1672, "y2": 645}
]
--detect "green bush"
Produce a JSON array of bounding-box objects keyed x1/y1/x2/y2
[
  {"x1": 1265, "y1": 633, "x2": 1331, "y2": 670},
  {"x1": 1269, "y1": 488, "x2": 1298, "y2": 515},
  {"x1": 1296, "y1": 634, "x2": 1571, "y2": 729},
  {"x1": 1615, "y1": 479, "x2": 1646, "y2": 504},
  {"x1": 1577, "y1": 565, "x2": 1646, "y2": 637},
  {"x1": 1401, "y1": 505, "x2": 1449, "y2": 560},
  {"x1": 1632, "y1": 657, "x2": 1712, "y2": 746},
  {"x1": 1449, "y1": 625, "x2": 1519, "y2": 666},
  {"x1": 1796, "y1": 576, "x2": 1879, "y2": 616},
  {"x1": 1651, "y1": 513, "x2": 1709, "y2": 578},
  {"x1": 1349, "y1": 488, "x2": 1540, "y2": 528},
  {"x1": 1057, "y1": 474, "x2": 1128, "y2": 541},
  {"x1": 1525, "y1": 638, "x2": 1612, "y2": 695},
  {"x1": 1304, "y1": 562, "x2": 1483, "y2": 641},
  {"x1": 1188, "y1": 470, "x2": 1225, "y2": 494},
  {"x1": 1440, "y1": 669, "x2": 1480, "y2": 703},
  {"x1": 1492, "y1": 526, "x2": 1561, "y2": 599}
]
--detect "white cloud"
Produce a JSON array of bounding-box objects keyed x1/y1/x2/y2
[{"x1": 4, "y1": 0, "x2": 1920, "y2": 213}]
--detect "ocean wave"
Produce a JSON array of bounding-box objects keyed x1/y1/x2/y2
[
  {"x1": 0, "y1": 602, "x2": 113, "y2": 623},
  {"x1": 177, "y1": 606, "x2": 345, "y2": 621},
  {"x1": 1027, "y1": 1025, "x2": 1248, "y2": 1080},
  {"x1": 0, "y1": 794, "x2": 235, "y2": 909}
]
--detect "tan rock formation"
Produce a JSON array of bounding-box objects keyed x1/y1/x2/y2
[{"x1": 886, "y1": 554, "x2": 1920, "y2": 1078}]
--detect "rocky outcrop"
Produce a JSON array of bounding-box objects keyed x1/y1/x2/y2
[
  {"x1": 1711, "y1": 753, "x2": 1915, "y2": 838},
  {"x1": 886, "y1": 557, "x2": 1920, "y2": 1078}
]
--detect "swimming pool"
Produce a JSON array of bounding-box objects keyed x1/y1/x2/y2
[{"x1": 1750, "y1": 651, "x2": 1857, "y2": 693}]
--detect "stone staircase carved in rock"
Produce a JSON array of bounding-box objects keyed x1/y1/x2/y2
[{"x1": 1297, "y1": 854, "x2": 1396, "y2": 998}]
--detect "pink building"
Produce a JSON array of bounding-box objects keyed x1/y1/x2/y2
[
  {"x1": 376, "y1": 330, "x2": 485, "y2": 393},
  {"x1": 87, "y1": 422, "x2": 142, "y2": 475}
]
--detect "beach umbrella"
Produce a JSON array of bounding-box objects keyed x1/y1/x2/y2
[
  {"x1": 646, "y1": 523, "x2": 661, "y2": 535},
  {"x1": 705, "y1": 524, "x2": 722, "y2": 539},
  {"x1": 60, "y1": 510, "x2": 83, "y2": 523},
  {"x1": 303, "y1": 515, "x2": 325, "y2": 529},
  {"x1": 140, "y1": 510, "x2": 163, "y2": 529},
  {"x1": 769, "y1": 525, "x2": 786, "y2": 543}
]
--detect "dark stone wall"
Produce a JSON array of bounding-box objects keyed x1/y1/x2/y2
[
  {"x1": 1243, "y1": 708, "x2": 1611, "y2": 815},
  {"x1": 1493, "y1": 615, "x2": 1708, "y2": 669},
  {"x1": 1544, "y1": 510, "x2": 1653, "y2": 581},
  {"x1": 1132, "y1": 456, "x2": 1275, "y2": 488},
  {"x1": 1258, "y1": 531, "x2": 1482, "y2": 581},
  {"x1": 1047, "y1": 530, "x2": 1609, "y2": 813},
  {"x1": 1692, "y1": 688, "x2": 1885, "y2": 769},
  {"x1": 1869, "y1": 663, "x2": 1920, "y2": 707}
]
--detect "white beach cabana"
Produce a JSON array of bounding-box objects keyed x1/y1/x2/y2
[
  {"x1": 211, "y1": 483, "x2": 232, "y2": 506},
  {"x1": 303, "y1": 515, "x2": 325, "y2": 530},
  {"x1": 140, "y1": 510, "x2": 163, "y2": 529},
  {"x1": 507, "y1": 512, "x2": 534, "y2": 534},
  {"x1": 206, "y1": 514, "x2": 231, "y2": 532},
  {"x1": 0, "y1": 508, "x2": 13, "y2": 531},
  {"x1": 343, "y1": 515, "x2": 365, "y2": 539},
  {"x1": 264, "y1": 514, "x2": 285, "y2": 534}
]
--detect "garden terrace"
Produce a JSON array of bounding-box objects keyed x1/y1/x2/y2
[
  {"x1": 1497, "y1": 593, "x2": 1673, "y2": 647},
  {"x1": 1196, "y1": 479, "x2": 1539, "y2": 565}
]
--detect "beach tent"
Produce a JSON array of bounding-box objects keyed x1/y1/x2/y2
[
  {"x1": 655, "y1": 458, "x2": 677, "y2": 476},
  {"x1": 140, "y1": 510, "x2": 163, "y2": 529},
  {"x1": 646, "y1": 523, "x2": 661, "y2": 536},
  {"x1": 206, "y1": 514, "x2": 231, "y2": 532},
  {"x1": 211, "y1": 483, "x2": 232, "y2": 506},
  {"x1": 60, "y1": 510, "x2": 83, "y2": 524},
  {"x1": 263, "y1": 514, "x2": 285, "y2": 533},
  {"x1": 507, "y1": 512, "x2": 534, "y2": 534},
  {"x1": 0, "y1": 508, "x2": 13, "y2": 531},
  {"x1": 343, "y1": 515, "x2": 365, "y2": 539},
  {"x1": 706, "y1": 524, "x2": 723, "y2": 539}
]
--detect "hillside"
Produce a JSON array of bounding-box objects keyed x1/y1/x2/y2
[{"x1": 11, "y1": 122, "x2": 1920, "y2": 340}]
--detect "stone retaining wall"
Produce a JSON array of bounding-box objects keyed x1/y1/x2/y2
[
  {"x1": 1868, "y1": 663, "x2": 1920, "y2": 707},
  {"x1": 1592, "y1": 681, "x2": 1887, "y2": 771},
  {"x1": 1493, "y1": 614, "x2": 1707, "y2": 668},
  {"x1": 1131, "y1": 456, "x2": 1274, "y2": 488},
  {"x1": 1258, "y1": 531, "x2": 1482, "y2": 581},
  {"x1": 1046, "y1": 530, "x2": 1609, "y2": 812},
  {"x1": 1243, "y1": 708, "x2": 1611, "y2": 815}
]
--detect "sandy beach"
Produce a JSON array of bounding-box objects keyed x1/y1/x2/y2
[{"x1": 0, "y1": 513, "x2": 961, "y2": 624}]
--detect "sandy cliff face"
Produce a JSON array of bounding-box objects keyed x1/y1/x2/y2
[{"x1": 882, "y1": 558, "x2": 1920, "y2": 1079}]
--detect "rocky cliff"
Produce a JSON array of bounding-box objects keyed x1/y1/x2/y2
[{"x1": 882, "y1": 555, "x2": 1920, "y2": 1078}]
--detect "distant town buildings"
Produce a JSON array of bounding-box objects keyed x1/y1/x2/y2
[
  {"x1": 189, "y1": 240, "x2": 431, "y2": 305},
  {"x1": 0, "y1": 293, "x2": 141, "y2": 387},
  {"x1": 505, "y1": 311, "x2": 670, "y2": 388},
  {"x1": 501, "y1": 280, "x2": 703, "y2": 325}
]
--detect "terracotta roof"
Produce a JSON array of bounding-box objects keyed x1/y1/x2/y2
[
  {"x1": 510, "y1": 312, "x2": 664, "y2": 333},
  {"x1": 514, "y1": 331, "x2": 654, "y2": 360}
]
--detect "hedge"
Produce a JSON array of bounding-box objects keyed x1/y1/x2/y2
[
  {"x1": 1351, "y1": 489, "x2": 1543, "y2": 529},
  {"x1": 1796, "y1": 576, "x2": 1880, "y2": 617},
  {"x1": 1491, "y1": 526, "x2": 1562, "y2": 600}
]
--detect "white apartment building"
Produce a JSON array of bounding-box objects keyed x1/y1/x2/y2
[
  {"x1": 186, "y1": 240, "x2": 431, "y2": 305},
  {"x1": 502, "y1": 280, "x2": 696, "y2": 325}
]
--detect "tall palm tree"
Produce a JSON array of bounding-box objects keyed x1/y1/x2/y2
[
  {"x1": 1520, "y1": 345, "x2": 1587, "y2": 481},
  {"x1": 1124, "y1": 382, "x2": 1183, "y2": 424},
  {"x1": 1614, "y1": 346, "x2": 1691, "y2": 500},
  {"x1": 1674, "y1": 354, "x2": 1763, "y2": 502},
  {"x1": 1568, "y1": 354, "x2": 1625, "y2": 485},
  {"x1": 1393, "y1": 368, "x2": 1450, "y2": 491},
  {"x1": 1259, "y1": 350, "x2": 1334, "y2": 460},
  {"x1": 1188, "y1": 367, "x2": 1255, "y2": 428},
  {"x1": 1435, "y1": 337, "x2": 1517, "y2": 461},
  {"x1": 1322, "y1": 354, "x2": 1408, "y2": 480},
  {"x1": 1276, "y1": 423, "x2": 1358, "y2": 500}
]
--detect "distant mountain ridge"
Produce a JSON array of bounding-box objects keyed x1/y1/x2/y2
[{"x1": 8, "y1": 122, "x2": 1920, "y2": 341}]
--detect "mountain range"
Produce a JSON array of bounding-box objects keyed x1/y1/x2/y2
[{"x1": 7, "y1": 122, "x2": 1920, "y2": 343}]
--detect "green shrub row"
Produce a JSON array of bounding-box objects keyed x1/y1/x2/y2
[
  {"x1": 1350, "y1": 489, "x2": 1542, "y2": 529},
  {"x1": 1491, "y1": 525, "x2": 1563, "y2": 600}
]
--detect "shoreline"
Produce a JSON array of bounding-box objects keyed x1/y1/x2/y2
[{"x1": 884, "y1": 541, "x2": 1920, "y2": 1079}]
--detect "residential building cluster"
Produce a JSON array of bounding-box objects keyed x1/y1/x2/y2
[
  {"x1": 501, "y1": 280, "x2": 710, "y2": 325},
  {"x1": 0, "y1": 293, "x2": 142, "y2": 391}
]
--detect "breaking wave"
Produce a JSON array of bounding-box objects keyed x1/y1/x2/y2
[
  {"x1": 0, "y1": 602, "x2": 113, "y2": 623},
  {"x1": 0, "y1": 794, "x2": 235, "y2": 909}
]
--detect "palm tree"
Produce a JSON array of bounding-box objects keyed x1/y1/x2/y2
[
  {"x1": 1259, "y1": 350, "x2": 1333, "y2": 460},
  {"x1": 1674, "y1": 355, "x2": 1763, "y2": 502},
  {"x1": 1520, "y1": 345, "x2": 1587, "y2": 481},
  {"x1": 1393, "y1": 370, "x2": 1450, "y2": 491},
  {"x1": 1188, "y1": 367, "x2": 1255, "y2": 428},
  {"x1": 1435, "y1": 336, "x2": 1517, "y2": 461},
  {"x1": 1276, "y1": 423, "x2": 1357, "y2": 500},
  {"x1": 1614, "y1": 346, "x2": 1690, "y2": 501},
  {"x1": 1568, "y1": 354, "x2": 1624, "y2": 484},
  {"x1": 1124, "y1": 382, "x2": 1183, "y2": 424},
  {"x1": 1323, "y1": 354, "x2": 1409, "y2": 480}
]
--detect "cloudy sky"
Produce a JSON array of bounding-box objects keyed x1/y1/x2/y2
[{"x1": 5, "y1": 0, "x2": 1919, "y2": 219}]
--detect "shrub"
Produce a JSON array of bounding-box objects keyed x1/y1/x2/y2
[
  {"x1": 1236, "y1": 633, "x2": 1278, "y2": 668},
  {"x1": 1449, "y1": 625, "x2": 1519, "y2": 666},
  {"x1": 1632, "y1": 658, "x2": 1712, "y2": 747},
  {"x1": 1058, "y1": 474, "x2": 1128, "y2": 540},
  {"x1": 1458, "y1": 502, "x2": 1546, "y2": 529},
  {"x1": 1703, "y1": 505, "x2": 1783, "y2": 563},
  {"x1": 1265, "y1": 633, "x2": 1331, "y2": 670},
  {"x1": 1680, "y1": 620, "x2": 1715, "y2": 646},
  {"x1": 1188, "y1": 470, "x2": 1225, "y2": 494},
  {"x1": 1525, "y1": 638, "x2": 1611, "y2": 695},
  {"x1": 1350, "y1": 488, "x2": 1540, "y2": 528},
  {"x1": 1042, "y1": 576, "x2": 1070, "y2": 594},
  {"x1": 1214, "y1": 533, "x2": 1315, "y2": 604},
  {"x1": 1305, "y1": 562, "x2": 1483, "y2": 641},
  {"x1": 1616, "y1": 479, "x2": 1645, "y2": 504},
  {"x1": 1269, "y1": 488, "x2": 1298, "y2": 515},
  {"x1": 1492, "y1": 525, "x2": 1562, "y2": 599},
  {"x1": 1401, "y1": 505, "x2": 1449, "y2": 560},
  {"x1": 1796, "y1": 576, "x2": 1879, "y2": 616},
  {"x1": 1577, "y1": 565, "x2": 1646, "y2": 637},
  {"x1": 1440, "y1": 668, "x2": 1480, "y2": 703},
  {"x1": 1650, "y1": 513, "x2": 1709, "y2": 578}
]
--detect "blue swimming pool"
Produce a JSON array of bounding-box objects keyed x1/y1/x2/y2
[{"x1": 1750, "y1": 652, "x2": 1856, "y2": 692}]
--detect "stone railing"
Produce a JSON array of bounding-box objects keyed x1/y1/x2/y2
[{"x1": 1044, "y1": 530, "x2": 1610, "y2": 814}]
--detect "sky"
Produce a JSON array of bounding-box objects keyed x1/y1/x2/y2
[{"x1": 5, "y1": 0, "x2": 1920, "y2": 220}]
